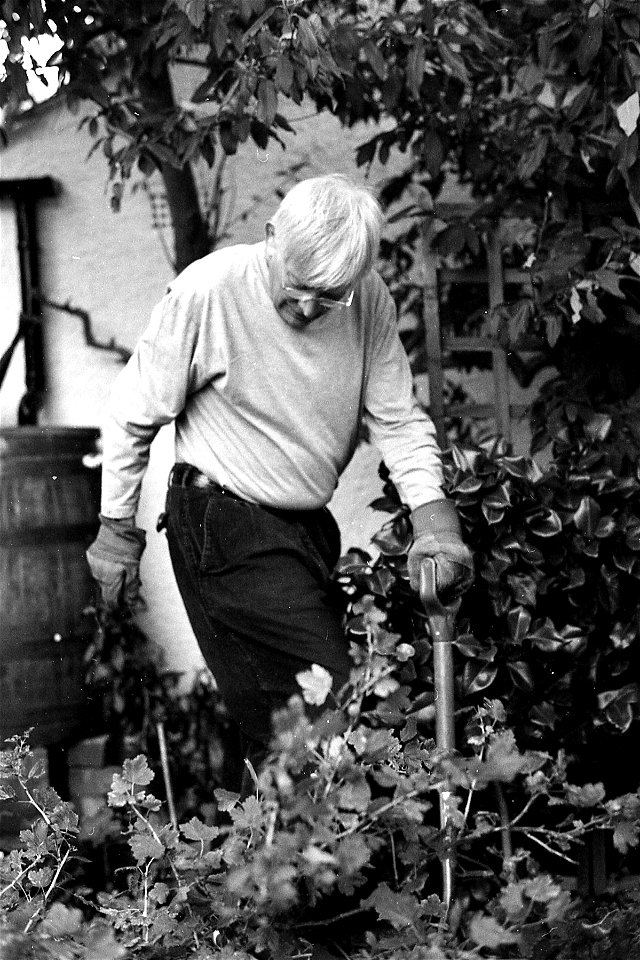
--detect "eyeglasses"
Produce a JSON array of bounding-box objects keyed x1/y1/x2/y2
[{"x1": 281, "y1": 284, "x2": 355, "y2": 310}]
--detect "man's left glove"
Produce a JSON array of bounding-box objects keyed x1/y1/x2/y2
[
  {"x1": 86, "y1": 515, "x2": 147, "y2": 610},
  {"x1": 407, "y1": 499, "x2": 474, "y2": 605}
]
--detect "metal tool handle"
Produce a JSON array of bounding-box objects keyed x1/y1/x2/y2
[
  {"x1": 419, "y1": 557, "x2": 457, "y2": 909},
  {"x1": 419, "y1": 558, "x2": 457, "y2": 752},
  {"x1": 418, "y1": 554, "x2": 446, "y2": 616},
  {"x1": 419, "y1": 555, "x2": 461, "y2": 621}
]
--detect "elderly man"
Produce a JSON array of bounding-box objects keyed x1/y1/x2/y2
[{"x1": 87, "y1": 174, "x2": 473, "y2": 783}]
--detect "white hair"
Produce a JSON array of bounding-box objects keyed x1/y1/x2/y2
[{"x1": 271, "y1": 174, "x2": 384, "y2": 292}]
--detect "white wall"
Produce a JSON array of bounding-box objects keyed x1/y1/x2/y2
[{"x1": 0, "y1": 96, "x2": 401, "y2": 677}]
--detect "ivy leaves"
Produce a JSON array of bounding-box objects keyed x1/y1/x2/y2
[
  {"x1": 437, "y1": 440, "x2": 640, "y2": 742},
  {"x1": 334, "y1": 437, "x2": 640, "y2": 751}
]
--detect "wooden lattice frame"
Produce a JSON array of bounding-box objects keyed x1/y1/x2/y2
[{"x1": 419, "y1": 206, "x2": 539, "y2": 449}]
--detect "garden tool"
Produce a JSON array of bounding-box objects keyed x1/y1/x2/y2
[{"x1": 419, "y1": 557, "x2": 459, "y2": 910}]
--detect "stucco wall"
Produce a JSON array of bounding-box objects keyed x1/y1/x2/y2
[{"x1": 0, "y1": 96, "x2": 397, "y2": 676}]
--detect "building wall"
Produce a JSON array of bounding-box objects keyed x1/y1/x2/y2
[{"x1": 0, "y1": 96, "x2": 396, "y2": 676}]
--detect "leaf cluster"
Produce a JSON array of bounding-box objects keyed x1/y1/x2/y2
[
  {"x1": 331, "y1": 1, "x2": 640, "y2": 455},
  {"x1": 337, "y1": 433, "x2": 640, "y2": 778},
  {"x1": 4, "y1": 611, "x2": 640, "y2": 960},
  {"x1": 1, "y1": 1, "x2": 343, "y2": 190},
  {"x1": 4, "y1": 666, "x2": 640, "y2": 959}
]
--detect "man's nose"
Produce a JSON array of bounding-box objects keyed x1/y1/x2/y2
[{"x1": 299, "y1": 297, "x2": 318, "y2": 318}]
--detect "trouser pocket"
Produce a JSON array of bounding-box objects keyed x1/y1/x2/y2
[{"x1": 199, "y1": 494, "x2": 270, "y2": 574}]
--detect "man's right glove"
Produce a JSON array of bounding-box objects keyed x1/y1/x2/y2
[
  {"x1": 86, "y1": 515, "x2": 146, "y2": 610},
  {"x1": 407, "y1": 499, "x2": 474, "y2": 606}
]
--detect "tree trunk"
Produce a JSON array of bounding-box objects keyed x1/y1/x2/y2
[{"x1": 138, "y1": 62, "x2": 210, "y2": 274}]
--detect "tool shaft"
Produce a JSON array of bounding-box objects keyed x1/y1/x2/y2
[{"x1": 419, "y1": 558, "x2": 457, "y2": 910}]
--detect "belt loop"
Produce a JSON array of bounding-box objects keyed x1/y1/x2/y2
[{"x1": 169, "y1": 462, "x2": 193, "y2": 488}]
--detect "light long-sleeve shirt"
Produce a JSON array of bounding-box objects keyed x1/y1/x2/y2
[{"x1": 101, "y1": 241, "x2": 444, "y2": 517}]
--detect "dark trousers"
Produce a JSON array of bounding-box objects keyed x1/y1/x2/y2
[{"x1": 164, "y1": 468, "x2": 351, "y2": 788}]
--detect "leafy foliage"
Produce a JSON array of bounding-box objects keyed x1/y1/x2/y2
[
  {"x1": 5, "y1": 0, "x2": 640, "y2": 442},
  {"x1": 361, "y1": 1, "x2": 640, "y2": 454},
  {"x1": 3, "y1": 620, "x2": 640, "y2": 958},
  {"x1": 1, "y1": 0, "x2": 348, "y2": 268},
  {"x1": 1, "y1": 0, "x2": 346, "y2": 263},
  {"x1": 0, "y1": 0, "x2": 493, "y2": 188},
  {"x1": 337, "y1": 433, "x2": 640, "y2": 783}
]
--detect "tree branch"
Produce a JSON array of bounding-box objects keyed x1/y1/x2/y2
[{"x1": 42, "y1": 297, "x2": 131, "y2": 363}]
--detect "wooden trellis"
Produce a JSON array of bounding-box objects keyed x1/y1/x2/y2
[
  {"x1": 418, "y1": 205, "x2": 538, "y2": 450},
  {"x1": 418, "y1": 209, "x2": 610, "y2": 896}
]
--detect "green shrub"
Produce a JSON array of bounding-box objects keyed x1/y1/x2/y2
[{"x1": 337, "y1": 430, "x2": 640, "y2": 784}]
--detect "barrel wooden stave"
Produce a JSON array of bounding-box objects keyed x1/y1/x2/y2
[{"x1": 0, "y1": 427, "x2": 101, "y2": 747}]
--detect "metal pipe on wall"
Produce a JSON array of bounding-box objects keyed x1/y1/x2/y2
[{"x1": 0, "y1": 176, "x2": 57, "y2": 424}]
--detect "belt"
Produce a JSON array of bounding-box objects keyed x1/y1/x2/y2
[
  {"x1": 169, "y1": 463, "x2": 241, "y2": 499},
  {"x1": 168, "y1": 462, "x2": 324, "y2": 522}
]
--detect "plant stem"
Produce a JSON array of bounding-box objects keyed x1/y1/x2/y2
[
  {"x1": 388, "y1": 829, "x2": 399, "y2": 886},
  {"x1": 130, "y1": 802, "x2": 182, "y2": 885},
  {"x1": 0, "y1": 858, "x2": 41, "y2": 900},
  {"x1": 131, "y1": 804, "x2": 164, "y2": 848},
  {"x1": 156, "y1": 721, "x2": 177, "y2": 830},
  {"x1": 523, "y1": 831, "x2": 578, "y2": 866},
  {"x1": 460, "y1": 739, "x2": 485, "y2": 832},
  {"x1": 44, "y1": 847, "x2": 71, "y2": 901},
  {"x1": 265, "y1": 804, "x2": 278, "y2": 847},
  {"x1": 339, "y1": 787, "x2": 422, "y2": 838},
  {"x1": 22, "y1": 784, "x2": 52, "y2": 825},
  {"x1": 319, "y1": 653, "x2": 395, "y2": 802},
  {"x1": 24, "y1": 904, "x2": 42, "y2": 935},
  {"x1": 290, "y1": 905, "x2": 368, "y2": 929},
  {"x1": 23, "y1": 847, "x2": 73, "y2": 934},
  {"x1": 461, "y1": 783, "x2": 476, "y2": 829},
  {"x1": 495, "y1": 783, "x2": 513, "y2": 864},
  {"x1": 510, "y1": 792, "x2": 540, "y2": 826},
  {"x1": 142, "y1": 859, "x2": 154, "y2": 943}
]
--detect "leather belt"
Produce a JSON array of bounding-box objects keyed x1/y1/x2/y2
[
  {"x1": 169, "y1": 462, "x2": 241, "y2": 499},
  {"x1": 168, "y1": 462, "x2": 323, "y2": 522}
]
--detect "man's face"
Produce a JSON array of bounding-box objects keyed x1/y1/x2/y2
[
  {"x1": 272, "y1": 276, "x2": 332, "y2": 328},
  {"x1": 265, "y1": 227, "x2": 353, "y2": 329}
]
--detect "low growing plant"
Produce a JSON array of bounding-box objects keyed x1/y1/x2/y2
[{"x1": 3, "y1": 616, "x2": 640, "y2": 959}]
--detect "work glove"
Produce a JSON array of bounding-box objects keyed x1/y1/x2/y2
[
  {"x1": 86, "y1": 515, "x2": 146, "y2": 610},
  {"x1": 407, "y1": 499, "x2": 474, "y2": 605}
]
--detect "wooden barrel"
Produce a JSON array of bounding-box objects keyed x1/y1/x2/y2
[{"x1": 0, "y1": 426, "x2": 101, "y2": 747}]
